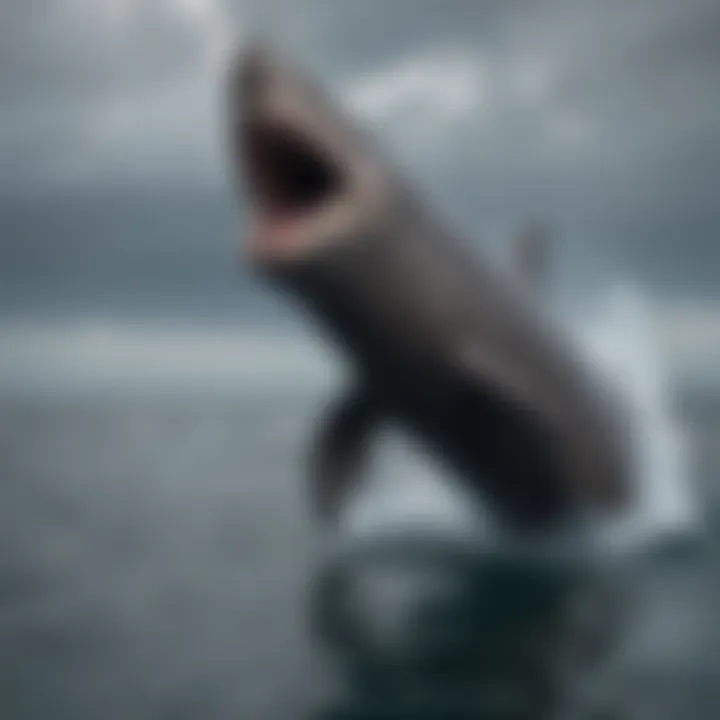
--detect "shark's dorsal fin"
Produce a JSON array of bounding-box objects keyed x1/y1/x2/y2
[
  {"x1": 513, "y1": 221, "x2": 552, "y2": 291},
  {"x1": 309, "y1": 385, "x2": 382, "y2": 522}
]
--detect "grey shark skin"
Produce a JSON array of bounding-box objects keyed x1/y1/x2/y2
[{"x1": 229, "y1": 45, "x2": 632, "y2": 532}]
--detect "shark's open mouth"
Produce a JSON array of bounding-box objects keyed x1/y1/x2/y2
[
  {"x1": 242, "y1": 115, "x2": 350, "y2": 260},
  {"x1": 246, "y1": 121, "x2": 341, "y2": 214}
]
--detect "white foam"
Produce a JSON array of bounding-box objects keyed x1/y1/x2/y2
[{"x1": 572, "y1": 285, "x2": 701, "y2": 556}]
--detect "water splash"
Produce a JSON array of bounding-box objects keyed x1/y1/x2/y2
[
  {"x1": 339, "y1": 283, "x2": 702, "y2": 558},
  {"x1": 572, "y1": 284, "x2": 701, "y2": 555}
]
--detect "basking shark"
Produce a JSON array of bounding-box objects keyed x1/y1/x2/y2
[{"x1": 228, "y1": 45, "x2": 632, "y2": 532}]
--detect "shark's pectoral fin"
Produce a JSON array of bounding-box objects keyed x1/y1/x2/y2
[{"x1": 310, "y1": 385, "x2": 382, "y2": 523}]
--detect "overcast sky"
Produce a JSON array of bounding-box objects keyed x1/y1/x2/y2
[{"x1": 1, "y1": 0, "x2": 719, "y2": 329}]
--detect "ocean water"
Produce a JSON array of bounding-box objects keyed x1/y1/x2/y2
[
  {"x1": 0, "y1": 289, "x2": 718, "y2": 720},
  {"x1": 0, "y1": 392, "x2": 328, "y2": 720},
  {"x1": 0, "y1": 386, "x2": 718, "y2": 720}
]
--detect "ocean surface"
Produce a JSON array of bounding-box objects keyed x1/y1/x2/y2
[
  {"x1": 0, "y1": 391, "x2": 330, "y2": 720},
  {"x1": 0, "y1": 385, "x2": 718, "y2": 720}
]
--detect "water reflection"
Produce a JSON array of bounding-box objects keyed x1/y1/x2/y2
[{"x1": 311, "y1": 529, "x2": 626, "y2": 719}]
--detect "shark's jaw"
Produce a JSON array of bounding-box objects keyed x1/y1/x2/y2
[{"x1": 233, "y1": 47, "x2": 382, "y2": 268}]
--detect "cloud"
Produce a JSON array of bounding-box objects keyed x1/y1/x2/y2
[
  {"x1": 346, "y1": 50, "x2": 486, "y2": 122},
  {"x1": 0, "y1": 0, "x2": 719, "y2": 316},
  {"x1": 0, "y1": 0, "x2": 238, "y2": 189}
]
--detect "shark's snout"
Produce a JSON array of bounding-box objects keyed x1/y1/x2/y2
[{"x1": 234, "y1": 43, "x2": 283, "y2": 113}]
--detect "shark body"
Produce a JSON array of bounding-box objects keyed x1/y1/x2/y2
[{"x1": 229, "y1": 46, "x2": 631, "y2": 532}]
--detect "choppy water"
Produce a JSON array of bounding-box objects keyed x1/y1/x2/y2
[{"x1": 0, "y1": 388, "x2": 718, "y2": 719}]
